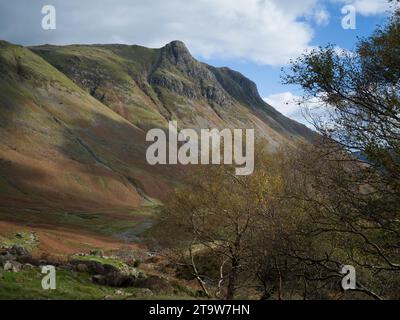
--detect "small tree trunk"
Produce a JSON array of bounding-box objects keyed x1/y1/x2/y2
[
  {"x1": 275, "y1": 258, "x2": 283, "y2": 300},
  {"x1": 189, "y1": 242, "x2": 210, "y2": 298},
  {"x1": 226, "y1": 258, "x2": 239, "y2": 300},
  {"x1": 216, "y1": 258, "x2": 227, "y2": 299}
]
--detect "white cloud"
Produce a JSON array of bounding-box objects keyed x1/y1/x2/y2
[
  {"x1": 335, "y1": 0, "x2": 392, "y2": 16},
  {"x1": 264, "y1": 92, "x2": 308, "y2": 126},
  {"x1": 0, "y1": 0, "x2": 394, "y2": 66},
  {"x1": 264, "y1": 92, "x2": 327, "y2": 128},
  {"x1": 0, "y1": 0, "x2": 318, "y2": 66},
  {"x1": 264, "y1": 92, "x2": 302, "y2": 117},
  {"x1": 314, "y1": 8, "x2": 331, "y2": 25},
  {"x1": 162, "y1": 0, "x2": 316, "y2": 65}
]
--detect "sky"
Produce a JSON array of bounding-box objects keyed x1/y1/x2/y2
[{"x1": 0, "y1": 0, "x2": 395, "y2": 126}]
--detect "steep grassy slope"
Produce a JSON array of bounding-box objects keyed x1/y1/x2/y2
[
  {"x1": 30, "y1": 44, "x2": 166, "y2": 131},
  {"x1": 0, "y1": 40, "x2": 175, "y2": 213},
  {"x1": 31, "y1": 41, "x2": 315, "y2": 149},
  {"x1": 0, "y1": 39, "x2": 315, "y2": 214}
]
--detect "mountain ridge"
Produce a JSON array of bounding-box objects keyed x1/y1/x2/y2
[
  {"x1": 0, "y1": 39, "x2": 315, "y2": 213},
  {"x1": 30, "y1": 40, "x2": 314, "y2": 141}
]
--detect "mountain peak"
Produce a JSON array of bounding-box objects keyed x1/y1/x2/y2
[
  {"x1": 165, "y1": 40, "x2": 189, "y2": 52},
  {"x1": 161, "y1": 40, "x2": 193, "y2": 65}
]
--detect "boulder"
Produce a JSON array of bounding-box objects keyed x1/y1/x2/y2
[
  {"x1": 114, "y1": 289, "x2": 132, "y2": 297},
  {"x1": 17, "y1": 254, "x2": 36, "y2": 265},
  {"x1": 0, "y1": 253, "x2": 16, "y2": 267},
  {"x1": 89, "y1": 250, "x2": 104, "y2": 257},
  {"x1": 71, "y1": 260, "x2": 105, "y2": 275},
  {"x1": 22, "y1": 263, "x2": 35, "y2": 270},
  {"x1": 71, "y1": 260, "x2": 119, "y2": 275},
  {"x1": 3, "y1": 260, "x2": 22, "y2": 272},
  {"x1": 103, "y1": 264, "x2": 119, "y2": 275},
  {"x1": 134, "y1": 288, "x2": 154, "y2": 297},
  {"x1": 92, "y1": 272, "x2": 136, "y2": 287},
  {"x1": 135, "y1": 275, "x2": 171, "y2": 292},
  {"x1": 10, "y1": 245, "x2": 29, "y2": 256},
  {"x1": 92, "y1": 275, "x2": 106, "y2": 285},
  {"x1": 120, "y1": 266, "x2": 140, "y2": 278},
  {"x1": 76, "y1": 263, "x2": 89, "y2": 273}
]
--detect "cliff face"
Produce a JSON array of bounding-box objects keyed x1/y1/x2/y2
[{"x1": 0, "y1": 40, "x2": 314, "y2": 212}]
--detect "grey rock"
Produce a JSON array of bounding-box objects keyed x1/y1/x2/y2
[
  {"x1": 114, "y1": 289, "x2": 132, "y2": 297},
  {"x1": 76, "y1": 263, "x2": 89, "y2": 273},
  {"x1": 92, "y1": 272, "x2": 136, "y2": 288},
  {"x1": 70, "y1": 260, "x2": 119, "y2": 275},
  {"x1": 10, "y1": 245, "x2": 29, "y2": 256},
  {"x1": 103, "y1": 264, "x2": 119, "y2": 275},
  {"x1": 71, "y1": 260, "x2": 105, "y2": 275},
  {"x1": 120, "y1": 266, "x2": 140, "y2": 278},
  {"x1": 89, "y1": 249, "x2": 104, "y2": 257},
  {"x1": 134, "y1": 288, "x2": 154, "y2": 297},
  {"x1": 22, "y1": 263, "x2": 35, "y2": 270},
  {"x1": 0, "y1": 253, "x2": 16, "y2": 266},
  {"x1": 4, "y1": 260, "x2": 22, "y2": 272}
]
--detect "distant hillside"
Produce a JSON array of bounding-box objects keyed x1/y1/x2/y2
[
  {"x1": 0, "y1": 40, "x2": 315, "y2": 212},
  {"x1": 31, "y1": 41, "x2": 314, "y2": 144}
]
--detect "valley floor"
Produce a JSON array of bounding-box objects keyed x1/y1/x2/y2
[{"x1": 0, "y1": 206, "x2": 198, "y2": 300}]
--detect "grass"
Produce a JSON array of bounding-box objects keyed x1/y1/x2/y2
[
  {"x1": 0, "y1": 204, "x2": 159, "y2": 246},
  {"x1": 57, "y1": 206, "x2": 157, "y2": 237},
  {"x1": 128, "y1": 104, "x2": 168, "y2": 130},
  {"x1": 30, "y1": 44, "x2": 159, "y2": 91},
  {"x1": 29, "y1": 44, "x2": 169, "y2": 131},
  {"x1": 0, "y1": 42, "x2": 80, "y2": 92},
  {"x1": 0, "y1": 232, "x2": 39, "y2": 251},
  {"x1": 0, "y1": 227, "x2": 194, "y2": 300},
  {"x1": 0, "y1": 267, "x2": 138, "y2": 300},
  {"x1": 0, "y1": 267, "x2": 196, "y2": 300},
  {"x1": 72, "y1": 254, "x2": 127, "y2": 269}
]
